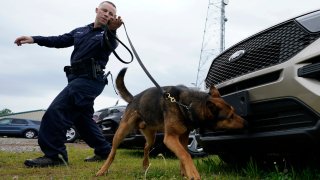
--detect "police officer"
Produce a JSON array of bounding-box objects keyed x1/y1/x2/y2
[{"x1": 14, "y1": 1, "x2": 122, "y2": 167}]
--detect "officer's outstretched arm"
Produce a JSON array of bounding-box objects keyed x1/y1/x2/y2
[{"x1": 14, "y1": 36, "x2": 34, "y2": 46}]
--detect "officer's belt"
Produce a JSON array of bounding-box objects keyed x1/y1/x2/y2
[{"x1": 64, "y1": 58, "x2": 104, "y2": 79}]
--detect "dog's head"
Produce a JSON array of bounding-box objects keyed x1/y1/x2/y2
[{"x1": 202, "y1": 85, "x2": 247, "y2": 130}]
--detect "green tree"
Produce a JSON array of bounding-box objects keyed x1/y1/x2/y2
[{"x1": 0, "y1": 108, "x2": 13, "y2": 116}]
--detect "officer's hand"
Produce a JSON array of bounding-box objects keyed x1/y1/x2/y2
[
  {"x1": 108, "y1": 16, "x2": 123, "y2": 30},
  {"x1": 14, "y1": 36, "x2": 34, "y2": 46}
]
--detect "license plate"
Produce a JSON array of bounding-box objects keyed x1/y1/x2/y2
[{"x1": 222, "y1": 91, "x2": 250, "y2": 116}]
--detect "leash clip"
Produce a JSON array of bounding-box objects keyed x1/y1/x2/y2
[
  {"x1": 164, "y1": 92, "x2": 176, "y2": 103},
  {"x1": 164, "y1": 92, "x2": 192, "y2": 112}
]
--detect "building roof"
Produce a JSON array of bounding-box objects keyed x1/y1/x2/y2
[{"x1": 0, "y1": 109, "x2": 46, "y2": 121}]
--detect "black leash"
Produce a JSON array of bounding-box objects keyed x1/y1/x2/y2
[
  {"x1": 105, "y1": 23, "x2": 192, "y2": 114},
  {"x1": 103, "y1": 71, "x2": 118, "y2": 95},
  {"x1": 104, "y1": 26, "x2": 134, "y2": 64},
  {"x1": 118, "y1": 25, "x2": 195, "y2": 118},
  {"x1": 104, "y1": 23, "x2": 165, "y2": 95},
  {"x1": 121, "y1": 23, "x2": 165, "y2": 95}
]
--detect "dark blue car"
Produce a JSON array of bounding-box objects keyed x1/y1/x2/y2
[{"x1": 0, "y1": 118, "x2": 40, "y2": 139}]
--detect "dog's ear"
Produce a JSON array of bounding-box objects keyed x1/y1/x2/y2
[
  {"x1": 206, "y1": 100, "x2": 219, "y2": 118},
  {"x1": 208, "y1": 85, "x2": 221, "y2": 98}
]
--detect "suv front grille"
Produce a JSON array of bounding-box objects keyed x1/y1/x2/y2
[
  {"x1": 205, "y1": 20, "x2": 320, "y2": 88},
  {"x1": 247, "y1": 98, "x2": 319, "y2": 132},
  {"x1": 202, "y1": 97, "x2": 320, "y2": 136}
]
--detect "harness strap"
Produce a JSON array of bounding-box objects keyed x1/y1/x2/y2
[{"x1": 165, "y1": 92, "x2": 196, "y2": 125}]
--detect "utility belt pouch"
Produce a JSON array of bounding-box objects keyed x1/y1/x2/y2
[
  {"x1": 63, "y1": 66, "x2": 72, "y2": 76},
  {"x1": 64, "y1": 58, "x2": 103, "y2": 79}
]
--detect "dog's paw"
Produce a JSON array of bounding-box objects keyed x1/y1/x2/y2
[{"x1": 95, "y1": 170, "x2": 105, "y2": 176}]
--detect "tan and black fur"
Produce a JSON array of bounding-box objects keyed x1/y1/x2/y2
[{"x1": 96, "y1": 68, "x2": 246, "y2": 179}]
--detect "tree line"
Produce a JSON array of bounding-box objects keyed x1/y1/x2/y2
[{"x1": 0, "y1": 108, "x2": 13, "y2": 116}]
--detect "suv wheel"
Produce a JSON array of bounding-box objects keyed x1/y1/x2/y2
[
  {"x1": 188, "y1": 131, "x2": 207, "y2": 157},
  {"x1": 66, "y1": 127, "x2": 79, "y2": 143},
  {"x1": 149, "y1": 131, "x2": 207, "y2": 158}
]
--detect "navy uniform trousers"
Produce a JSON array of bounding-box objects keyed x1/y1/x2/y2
[{"x1": 38, "y1": 74, "x2": 111, "y2": 161}]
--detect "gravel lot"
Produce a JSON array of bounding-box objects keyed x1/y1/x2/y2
[
  {"x1": 0, "y1": 137, "x2": 89, "y2": 153},
  {"x1": 0, "y1": 137, "x2": 40, "y2": 152}
]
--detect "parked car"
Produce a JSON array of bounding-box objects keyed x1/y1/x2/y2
[
  {"x1": 199, "y1": 9, "x2": 320, "y2": 165},
  {"x1": 0, "y1": 118, "x2": 40, "y2": 139},
  {"x1": 65, "y1": 126, "x2": 79, "y2": 143},
  {"x1": 94, "y1": 105, "x2": 126, "y2": 138},
  {"x1": 64, "y1": 106, "x2": 126, "y2": 143},
  {"x1": 94, "y1": 105, "x2": 206, "y2": 157}
]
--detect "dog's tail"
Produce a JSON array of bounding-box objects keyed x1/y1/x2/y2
[{"x1": 116, "y1": 68, "x2": 134, "y2": 103}]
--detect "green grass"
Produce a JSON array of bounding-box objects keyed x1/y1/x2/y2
[{"x1": 1, "y1": 144, "x2": 320, "y2": 179}]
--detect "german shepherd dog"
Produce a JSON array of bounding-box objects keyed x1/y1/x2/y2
[{"x1": 96, "y1": 68, "x2": 246, "y2": 179}]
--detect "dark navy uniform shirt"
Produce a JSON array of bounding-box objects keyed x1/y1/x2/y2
[{"x1": 32, "y1": 23, "x2": 117, "y2": 68}]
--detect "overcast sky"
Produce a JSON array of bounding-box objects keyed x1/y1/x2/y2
[{"x1": 1, "y1": 0, "x2": 319, "y2": 113}]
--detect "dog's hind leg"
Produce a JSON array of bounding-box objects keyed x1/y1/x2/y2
[
  {"x1": 96, "y1": 111, "x2": 138, "y2": 176},
  {"x1": 140, "y1": 128, "x2": 156, "y2": 170}
]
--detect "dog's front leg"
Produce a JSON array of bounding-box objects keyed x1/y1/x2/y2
[
  {"x1": 179, "y1": 132, "x2": 190, "y2": 177},
  {"x1": 164, "y1": 134, "x2": 200, "y2": 180}
]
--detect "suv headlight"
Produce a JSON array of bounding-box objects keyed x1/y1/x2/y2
[{"x1": 296, "y1": 10, "x2": 320, "y2": 33}]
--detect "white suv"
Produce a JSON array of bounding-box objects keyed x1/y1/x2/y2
[{"x1": 200, "y1": 9, "x2": 320, "y2": 165}]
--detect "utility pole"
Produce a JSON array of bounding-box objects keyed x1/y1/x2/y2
[
  {"x1": 220, "y1": 0, "x2": 227, "y2": 52},
  {"x1": 195, "y1": 0, "x2": 228, "y2": 89}
]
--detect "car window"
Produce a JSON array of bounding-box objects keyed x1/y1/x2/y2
[
  {"x1": 98, "y1": 108, "x2": 108, "y2": 113},
  {"x1": 110, "y1": 109, "x2": 120, "y2": 113},
  {"x1": 12, "y1": 119, "x2": 28, "y2": 125},
  {"x1": 0, "y1": 119, "x2": 11, "y2": 125},
  {"x1": 32, "y1": 121, "x2": 41, "y2": 125}
]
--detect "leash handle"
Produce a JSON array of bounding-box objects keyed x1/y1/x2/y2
[
  {"x1": 122, "y1": 23, "x2": 165, "y2": 95},
  {"x1": 104, "y1": 25, "x2": 134, "y2": 64}
]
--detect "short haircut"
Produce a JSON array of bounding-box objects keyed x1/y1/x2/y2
[{"x1": 99, "y1": 1, "x2": 116, "y2": 8}]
